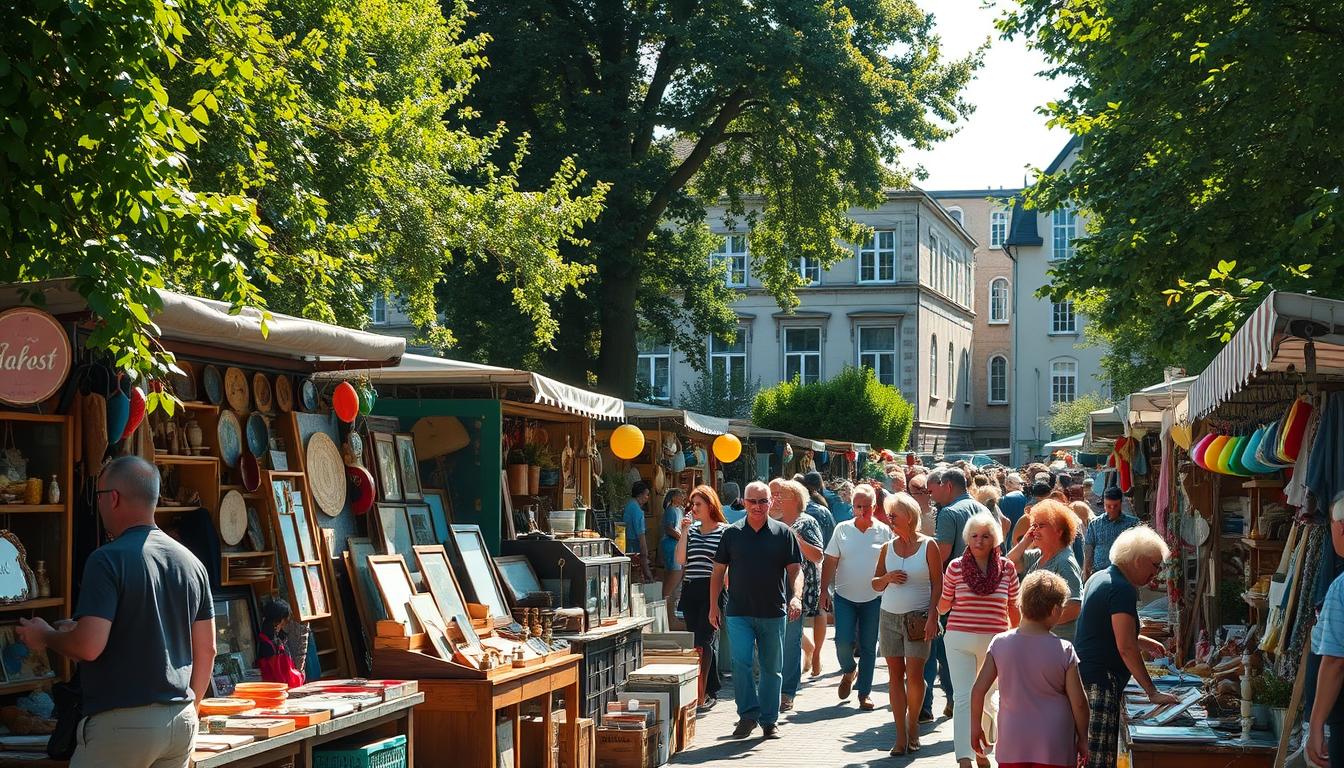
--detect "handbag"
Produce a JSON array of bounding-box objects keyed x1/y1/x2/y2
[
  {"x1": 47, "y1": 677, "x2": 82, "y2": 760},
  {"x1": 904, "y1": 610, "x2": 929, "y2": 642}
]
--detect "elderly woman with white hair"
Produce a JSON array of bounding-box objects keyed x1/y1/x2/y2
[
  {"x1": 1073, "y1": 526, "x2": 1178, "y2": 768},
  {"x1": 938, "y1": 512, "x2": 1020, "y2": 768},
  {"x1": 770, "y1": 478, "x2": 824, "y2": 713},
  {"x1": 871, "y1": 491, "x2": 941, "y2": 756}
]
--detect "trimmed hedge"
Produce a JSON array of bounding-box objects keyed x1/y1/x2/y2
[{"x1": 752, "y1": 365, "x2": 914, "y2": 450}]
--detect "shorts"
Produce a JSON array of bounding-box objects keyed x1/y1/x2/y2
[
  {"x1": 661, "y1": 540, "x2": 681, "y2": 570},
  {"x1": 879, "y1": 608, "x2": 931, "y2": 659}
]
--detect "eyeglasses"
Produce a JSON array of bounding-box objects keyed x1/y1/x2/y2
[
  {"x1": 744, "y1": 498, "x2": 770, "y2": 506},
  {"x1": 852, "y1": 503, "x2": 872, "y2": 510}
]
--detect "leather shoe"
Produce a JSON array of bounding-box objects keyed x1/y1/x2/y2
[
  {"x1": 838, "y1": 669, "x2": 855, "y2": 700},
  {"x1": 732, "y1": 719, "x2": 757, "y2": 738},
  {"x1": 762, "y1": 723, "x2": 781, "y2": 739}
]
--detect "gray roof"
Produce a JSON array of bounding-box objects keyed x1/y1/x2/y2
[
  {"x1": 926, "y1": 188, "x2": 1023, "y2": 200},
  {"x1": 1003, "y1": 197, "x2": 1043, "y2": 247}
]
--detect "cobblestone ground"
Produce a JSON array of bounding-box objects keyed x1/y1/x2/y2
[{"x1": 672, "y1": 628, "x2": 959, "y2": 768}]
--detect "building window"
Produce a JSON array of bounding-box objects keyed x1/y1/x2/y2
[
  {"x1": 1052, "y1": 208, "x2": 1077, "y2": 260},
  {"x1": 928, "y1": 233, "x2": 939, "y2": 292},
  {"x1": 858, "y1": 326, "x2": 897, "y2": 386},
  {"x1": 1050, "y1": 360, "x2": 1078, "y2": 405},
  {"x1": 784, "y1": 327, "x2": 821, "y2": 384},
  {"x1": 1051, "y1": 299, "x2": 1076, "y2": 333},
  {"x1": 989, "y1": 278, "x2": 1009, "y2": 323},
  {"x1": 636, "y1": 337, "x2": 671, "y2": 401},
  {"x1": 947, "y1": 342, "x2": 955, "y2": 401},
  {"x1": 961, "y1": 349, "x2": 970, "y2": 406},
  {"x1": 946, "y1": 206, "x2": 964, "y2": 226},
  {"x1": 988, "y1": 355, "x2": 1008, "y2": 404},
  {"x1": 990, "y1": 210, "x2": 1008, "y2": 248},
  {"x1": 793, "y1": 256, "x2": 821, "y2": 286},
  {"x1": 369, "y1": 294, "x2": 387, "y2": 325},
  {"x1": 929, "y1": 335, "x2": 938, "y2": 398},
  {"x1": 713, "y1": 234, "x2": 749, "y2": 287},
  {"x1": 710, "y1": 331, "x2": 748, "y2": 385},
  {"x1": 859, "y1": 230, "x2": 897, "y2": 283}
]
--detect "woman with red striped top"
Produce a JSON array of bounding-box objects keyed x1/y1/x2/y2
[{"x1": 938, "y1": 512, "x2": 1020, "y2": 768}]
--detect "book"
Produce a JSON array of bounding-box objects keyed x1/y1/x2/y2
[
  {"x1": 239, "y1": 707, "x2": 332, "y2": 727},
  {"x1": 219, "y1": 718, "x2": 297, "y2": 738},
  {"x1": 193, "y1": 734, "x2": 257, "y2": 752}
]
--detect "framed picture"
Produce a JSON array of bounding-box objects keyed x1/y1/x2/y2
[
  {"x1": 368, "y1": 555, "x2": 417, "y2": 628},
  {"x1": 277, "y1": 514, "x2": 302, "y2": 563},
  {"x1": 289, "y1": 566, "x2": 312, "y2": 617},
  {"x1": 406, "y1": 593, "x2": 454, "y2": 660},
  {"x1": 446, "y1": 525, "x2": 510, "y2": 624},
  {"x1": 212, "y1": 586, "x2": 259, "y2": 669},
  {"x1": 500, "y1": 471, "x2": 517, "y2": 540},
  {"x1": 406, "y1": 504, "x2": 436, "y2": 546},
  {"x1": 374, "y1": 503, "x2": 414, "y2": 557},
  {"x1": 372, "y1": 432, "x2": 402, "y2": 502},
  {"x1": 306, "y1": 566, "x2": 328, "y2": 615},
  {"x1": 494, "y1": 555, "x2": 543, "y2": 604},
  {"x1": 269, "y1": 450, "x2": 289, "y2": 472},
  {"x1": 271, "y1": 478, "x2": 292, "y2": 515},
  {"x1": 347, "y1": 537, "x2": 386, "y2": 623},
  {"x1": 395, "y1": 433, "x2": 422, "y2": 501},
  {"x1": 412, "y1": 545, "x2": 479, "y2": 649},
  {"x1": 422, "y1": 489, "x2": 452, "y2": 543}
]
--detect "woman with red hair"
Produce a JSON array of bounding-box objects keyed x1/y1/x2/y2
[
  {"x1": 1006, "y1": 500, "x2": 1084, "y2": 640},
  {"x1": 676, "y1": 485, "x2": 730, "y2": 710}
]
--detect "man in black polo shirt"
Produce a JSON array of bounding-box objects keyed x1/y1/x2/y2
[{"x1": 710, "y1": 480, "x2": 803, "y2": 740}]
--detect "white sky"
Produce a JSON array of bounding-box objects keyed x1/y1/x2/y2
[{"x1": 902, "y1": 0, "x2": 1073, "y2": 191}]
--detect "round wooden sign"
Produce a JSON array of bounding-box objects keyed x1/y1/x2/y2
[
  {"x1": 224, "y1": 367, "x2": 249, "y2": 412},
  {"x1": 0, "y1": 307, "x2": 71, "y2": 406}
]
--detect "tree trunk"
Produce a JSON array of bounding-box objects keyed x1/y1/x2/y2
[{"x1": 596, "y1": 264, "x2": 639, "y2": 398}]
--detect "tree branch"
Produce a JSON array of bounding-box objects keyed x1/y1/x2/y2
[
  {"x1": 631, "y1": 39, "x2": 681, "y2": 159},
  {"x1": 547, "y1": 0, "x2": 600, "y2": 88}
]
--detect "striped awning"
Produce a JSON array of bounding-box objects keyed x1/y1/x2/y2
[{"x1": 1187, "y1": 291, "x2": 1344, "y2": 420}]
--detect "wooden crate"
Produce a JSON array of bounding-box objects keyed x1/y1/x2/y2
[
  {"x1": 675, "y1": 702, "x2": 696, "y2": 753},
  {"x1": 559, "y1": 717, "x2": 594, "y2": 768},
  {"x1": 595, "y1": 727, "x2": 656, "y2": 768}
]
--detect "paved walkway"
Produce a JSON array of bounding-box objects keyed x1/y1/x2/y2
[{"x1": 672, "y1": 628, "x2": 959, "y2": 767}]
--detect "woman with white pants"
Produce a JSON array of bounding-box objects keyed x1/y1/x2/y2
[{"x1": 937, "y1": 512, "x2": 1020, "y2": 768}]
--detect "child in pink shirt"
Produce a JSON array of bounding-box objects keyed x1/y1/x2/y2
[{"x1": 971, "y1": 570, "x2": 1089, "y2": 768}]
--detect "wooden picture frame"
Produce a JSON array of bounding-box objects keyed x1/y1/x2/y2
[
  {"x1": 422, "y1": 488, "x2": 452, "y2": 543},
  {"x1": 367, "y1": 555, "x2": 417, "y2": 629},
  {"x1": 345, "y1": 536, "x2": 385, "y2": 631},
  {"x1": 446, "y1": 524, "x2": 510, "y2": 624},
  {"x1": 373, "y1": 503, "x2": 414, "y2": 557},
  {"x1": 500, "y1": 471, "x2": 517, "y2": 540},
  {"x1": 494, "y1": 555, "x2": 543, "y2": 605},
  {"x1": 371, "y1": 432, "x2": 402, "y2": 502},
  {"x1": 394, "y1": 433, "x2": 422, "y2": 501},
  {"x1": 262, "y1": 471, "x2": 328, "y2": 622},
  {"x1": 406, "y1": 593, "x2": 454, "y2": 660},
  {"x1": 412, "y1": 545, "x2": 480, "y2": 649},
  {"x1": 406, "y1": 504, "x2": 436, "y2": 546}
]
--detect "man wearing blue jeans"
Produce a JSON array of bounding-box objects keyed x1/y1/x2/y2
[
  {"x1": 820, "y1": 484, "x2": 891, "y2": 709},
  {"x1": 711, "y1": 481, "x2": 803, "y2": 740}
]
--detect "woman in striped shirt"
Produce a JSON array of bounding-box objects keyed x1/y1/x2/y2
[
  {"x1": 675, "y1": 484, "x2": 728, "y2": 710},
  {"x1": 938, "y1": 512, "x2": 1020, "y2": 768}
]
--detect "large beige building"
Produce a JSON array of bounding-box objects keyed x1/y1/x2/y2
[
  {"x1": 646, "y1": 190, "x2": 981, "y2": 452},
  {"x1": 928, "y1": 190, "x2": 1016, "y2": 450}
]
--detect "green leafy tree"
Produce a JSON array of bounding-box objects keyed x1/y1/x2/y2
[
  {"x1": 1048, "y1": 392, "x2": 1113, "y2": 440},
  {"x1": 752, "y1": 366, "x2": 914, "y2": 449},
  {"x1": 1000, "y1": 0, "x2": 1344, "y2": 379},
  {"x1": 677, "y1": 371, "x2": 759, "y2": 420},
  {"x1": 3, "y1": 0, "x2": 606, "y2": 388},
  {"x1": 455, "y1": 0, "x2": 978, "y2": 394}
]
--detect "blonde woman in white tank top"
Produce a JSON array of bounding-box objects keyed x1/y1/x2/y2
[{"x1": 871, "y1": 492, "x2": 944, "y2": 757}]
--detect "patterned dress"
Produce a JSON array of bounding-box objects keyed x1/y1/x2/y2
[{"x1": 790, "y1": 513, "x2": 824, "y2": 618}]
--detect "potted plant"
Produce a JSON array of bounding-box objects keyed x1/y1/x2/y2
[
  {"x1": 522, "y1": 443, "x2": 547, "y2": 495},
  {"x1": 536, "y1": 446, "x2": 561, "y2": 489},
  {"x1": 506, "y1": 447, "x2": 529, "y2": 496},
  {"x1": 1255, "y1": 669, "x2": 1293, "y2": 737}
]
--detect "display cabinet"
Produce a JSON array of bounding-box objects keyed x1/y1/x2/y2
[{"x1": 501, "y1": 538, "x2": 630, "y2": 626}]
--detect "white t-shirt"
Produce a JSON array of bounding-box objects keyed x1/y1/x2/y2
[{"x1": 824, "y1": 518, "x2": 893, "y2": 603}]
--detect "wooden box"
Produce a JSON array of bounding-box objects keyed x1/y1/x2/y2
[
  {"x1": 521, "y1": 713, "x2": 561, "y2": 768},
  {"x1": 560, "y1": 717, "x2": 594, "y2": 768},
  {"x1": 594, "y1": 727, "x2": 656, "y2": 768},
  {"x1": 675, "y1": 702, "x2": 696, "y2": 753}
]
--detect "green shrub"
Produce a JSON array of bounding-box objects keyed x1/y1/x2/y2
[{"x1": 752, "y1": 366, "x2": 915, "y2": 450}]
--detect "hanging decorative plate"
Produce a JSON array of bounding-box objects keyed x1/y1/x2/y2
[
  {"x1": 348, "y1": 431, "x2": 364, "y2": 462},
  {"x1": 345, "y1": 464, "x2": 375, "y2": 516},
  {"x1": 252, "y1": 373, "x2": 273, "y2": 413},
  {"x1": 306, "y1": 431, "x2": 347, "y2": 517},
  {"x1": 299, "y1": 378, "x2": 318, "y2": 412},
  {"x1": 239, "y1": 452, "x2": 261, "y2": 492},
  {"x1": 224, "y1": 367, "x2": 249, "y2": 412},
  {"x1": 169, "y1": 361, "x2": 197, "y2": 403},
  {"x1": 217, "y1": 410, "x2": 243, "y2": 467},
  {"x1": 202, "y1": 365, "x2": 224, "y2": 406},
  {"x1": 246, "y1": 412, "x2": 269, "y2": 457},
  {"x1": 219, "y1": 490, "x2": 247, "y2": 546},
  {"x1": 274, "y1": 375, "x2": 293, "y2": 413}
]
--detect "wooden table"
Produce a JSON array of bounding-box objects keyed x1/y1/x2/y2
[
  {"x1": 414, "y1": 653, "x2": 580, "y2": 768},
  {"x1": 1124, "y1": 723, "x2": 1276, "y2": 768}
]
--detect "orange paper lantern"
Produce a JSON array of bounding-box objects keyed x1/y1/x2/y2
[
  {"x1": 333, "y1": 381, "x2": 359, "y2": 423},
  {"x1": 712, "y1": 433, "x2": 742, "y2": 463}
]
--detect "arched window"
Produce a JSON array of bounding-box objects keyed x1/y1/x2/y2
[
  {"x1": 989, "y1": 278, "x2": 1009, "y2": 323},
  {"x1": 947, "y1": 342, "x2": 955, "y2": 401},
  {"x1": 930, "y1": 336, "x2": 938, "y2": 397},
  {"x1": 988, "y1": 355, "x2": 1008, "y2": 404},
  {"x1": 946, "y1": 206, "x2": 964, "y2": 226}
]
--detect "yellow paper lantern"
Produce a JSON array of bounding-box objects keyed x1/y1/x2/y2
[
  {"x1": 1170, "y1": 422, "x2": 1193, "y2": 451},
  {"x1": 610, "y1": 424, "x2": 645, "y2": 460},
  {"x1": 712, "y1": 433, "x2": 742, "y2": 463}
]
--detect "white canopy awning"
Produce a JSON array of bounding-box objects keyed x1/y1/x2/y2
[
  {"x1": 620, "y1": 402, "x2": 730, "y2": 437},
  {"x1": 1084, "y1": 407, "x2": 1123, "y2": 453},
  {"x1": 319, "y1": 353, "x2": 625, "y2": 421},
  {"x1": 1043, "y1": 432, "x2": 1085, "y2": 451},
  {"x1": 1125, "y1": 376, "x2": 1195, "y2": 427},
  {"x1": 1189, "y1": 291, "x2": 1344, "y2": 420},
  {"x1": 0, "y1": 277, "x2": 404, "y2": 365}
]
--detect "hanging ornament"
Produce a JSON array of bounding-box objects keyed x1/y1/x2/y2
[
  {"x1": 610, "y1": 424, "x2": 645, "y2": 460},
  {"x1": 712, "y1": 433, "x2": 742, "y2": 463},
  {"x1": 333, "y1": 381, "x2": 359, "y2": 423}
]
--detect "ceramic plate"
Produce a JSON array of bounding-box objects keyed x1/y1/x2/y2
[
  {"x1": 225, "y1": 367, "x2": 250, "y2": 412},
  {"x1": 217, "y1": 410, "x2": 242, "y2": 467},
  {"x1": 252, "y1": 372, "x2": 273, "y2": 413},
  {"x1": 300, "y1": 378, "x2": 318, "y2": 412},
  {"x1": 219, "y1": 490, "x2": 247, "y2": 546},
  {"x1": 202, "y1": 365, "x2": 224, "y2": 406},
  {"x1": 275, "y1": 375, "x2": 293, "y2": 413},
  {"x1": 239, "y1": 452, "x2": 261, "y2": 492},
  {"x1": 246, "y1": 412, "x2": 269, "y2": 457},
  {"x1": 170, "y1": 361, "x2": 197, "y2": 402}
]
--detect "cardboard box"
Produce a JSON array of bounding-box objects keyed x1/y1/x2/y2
[
  {"x1": 521, "y1": 715, "x2": 560, "y2": 768},
  {"x1": 559, "y1": 716, "x2": 594, "y2": 768},
  {"x1": 675, "y1": 702, "x2": 696, "y2": 753},
  {"x1": 595, "y1": 726, "x2": 657, "y2": 768}
]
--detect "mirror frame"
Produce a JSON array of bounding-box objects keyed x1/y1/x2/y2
[{"x1": 0, "y1": 531, "x2": 33, "y2": 604}]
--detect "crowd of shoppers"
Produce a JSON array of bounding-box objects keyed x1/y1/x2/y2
[{"x1": 630, "y1": 455, "x2": 1177, "y2": 765}]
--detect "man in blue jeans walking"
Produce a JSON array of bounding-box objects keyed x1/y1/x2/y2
[{"x1": 710, "y1": 480, "x2": 804, "y2": 740}]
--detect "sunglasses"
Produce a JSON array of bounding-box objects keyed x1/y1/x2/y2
[{"x1": 744, "y1": 498, "x2": 770, "y2": 505}]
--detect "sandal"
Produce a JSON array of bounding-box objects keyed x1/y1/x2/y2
[
  {"x1": 907, "y1": 735, "x2": 921, "y2": 752},
  {"x1": 889, "y1": 741, "x2": 908, "y2": 757}
]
